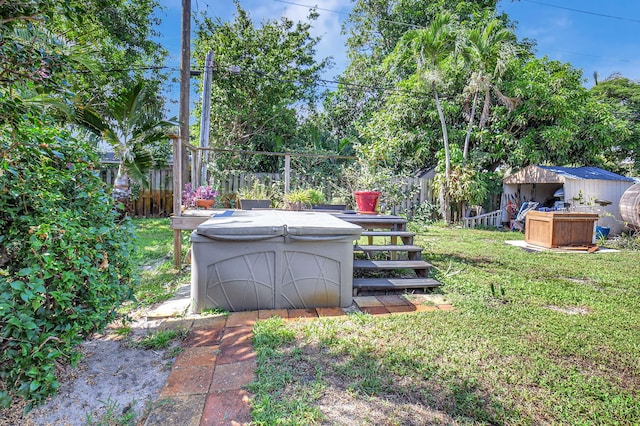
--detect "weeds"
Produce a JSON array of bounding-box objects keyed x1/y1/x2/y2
[
  {"x1": 85, "y1": 397, "x2": 137, "y2": 426},
  {"x1": 201, "y1": 306, "x2": 229, "y2": 316},
  {"x1": 113, "y1": 326, "x2": 132, "y2": 337},
  {"x1": 608, "y1": 230, "x2": 640, "y2": 250},
  {"x1": 131, "y1": 329, "x2": 187, "y2": 350}
]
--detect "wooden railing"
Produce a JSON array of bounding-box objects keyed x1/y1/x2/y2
[
  {"x1": 99, "y1": 166, "x2": 437, "y2": 219},
  {"x1": 462, "y1": 210, "x2": 503, "y2": 229}
]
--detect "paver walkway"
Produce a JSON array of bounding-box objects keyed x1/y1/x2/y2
[{"x1": 144, "y1": 294, "x2": 453, "y2": 425}]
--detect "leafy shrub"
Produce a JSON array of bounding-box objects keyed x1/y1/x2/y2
[
  {"x1": 409, "y1": 200, "x2": 442, "y2": 224},
  {"x1": 0, "y1": 127, "x2": 137, "y2": 410},
  {"x1": 607, "y1": 230, "x2": 640, "y2": 251},
  {"x1": 283, "y1": 188, "x2": 326, "y2": 210}
]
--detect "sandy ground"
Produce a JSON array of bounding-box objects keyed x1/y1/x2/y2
[{"x1": 1, "y1": 316, "x2": 180, "y2": 426}]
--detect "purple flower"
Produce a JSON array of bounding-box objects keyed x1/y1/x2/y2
[
  {"x1": 182, "y1": 183, "x2": 218, "y2": 208},
  {"x1": 182, "y1": 183, "x2": 197, "y2": 208},
  {"x1": 195, "y1": 185, "x2": 218, "y2": 200}
]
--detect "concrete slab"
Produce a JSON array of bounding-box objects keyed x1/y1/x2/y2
[
  {"x1": 505, "y1": 240, "x2": 619, "y2": 253},
  {"x1": 146, "y1": 285, "x2": 191, "y2": 319}
]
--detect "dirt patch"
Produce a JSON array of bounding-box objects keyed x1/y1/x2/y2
[
  {"x1": 545, "y1": 305, "x2": 591, "y2": 315},
  {"x1": 1, "y1": 316, "x2": 181, "y2": 426},
  {"x1": 317, "y1": 384, "x2": 457, "y2": 426}
]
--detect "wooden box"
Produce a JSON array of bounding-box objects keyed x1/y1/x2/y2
[{"x1": 525, "y1": 211, "x2": 598, "y2": 248}]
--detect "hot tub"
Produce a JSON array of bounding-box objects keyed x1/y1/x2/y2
[{"x1": 190, "y1": 210, "x2": 362, "y2": 312}]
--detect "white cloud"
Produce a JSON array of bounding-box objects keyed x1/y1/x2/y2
[{"x1": 243, "y1": 0, "x2": 350, "y2": 79}]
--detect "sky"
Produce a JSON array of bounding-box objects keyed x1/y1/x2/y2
[{"x1": 154, "y1": 0, "x2": 640, "y2": 112}]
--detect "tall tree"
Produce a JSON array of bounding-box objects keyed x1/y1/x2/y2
[
  {"x1": 461, "y1": 18, "x2": 516, "y2": 159},
  {"x1": 480, "y1": 57, "x2": 629, "y2": 171},
  {"x1": 328, "y1": 0, "x2": 501, "y2": 143},
  {"x1": 50, "y1": 0, "x2": 168, "y2": 112},
  {"x1": 0, "y1": 0, "x2": 170, "y2": 140},
  {"x1": 590, "y1": 74, "x2": 640, "y2": 174},
  {"x1": 193, "y1": 2, "x2": 330, "y2": 173},
  {"x1": 393, "y1": 13, "x2": 457, "y2": 221}
]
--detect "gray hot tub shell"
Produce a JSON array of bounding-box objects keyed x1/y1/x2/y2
[{"x1": 190, "y1": 210, "x2": 362, "y2": 312}]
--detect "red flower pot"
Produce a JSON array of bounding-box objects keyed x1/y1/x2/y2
[
  {"x1": 195, "y1": 199, "x2": 214, "y2": 209},
  {"x1": 354, "y1": 191, "x2": 381, "y2": 214}
]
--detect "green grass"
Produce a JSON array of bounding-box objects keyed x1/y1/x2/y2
[
  {"x1": 250, "y1": 224, "x2": 640, "y2": 425},
  {"x1": 129, "y1": 218, "x2": 190, "y2": 308},
  {"x1": 131, "y1": 329, "x2": 187, "y2": 350}
]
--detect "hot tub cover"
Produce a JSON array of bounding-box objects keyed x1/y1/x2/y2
[
  {"x1": 190, "y1": 210, "x2": 362, "y2": 312},
  {"x1": 194, "y1": 210, "x2": 363, "y2": 240}
]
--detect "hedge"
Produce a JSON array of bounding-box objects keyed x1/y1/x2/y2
[{"x1": 0, "y1": 126, "x2": 137, "y2": 411}]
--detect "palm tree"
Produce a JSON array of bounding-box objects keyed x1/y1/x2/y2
[
  {"x1": 78, "y1": 82, "x2": 177, "y2": 210},
  {"x1": 461, "y1": 19, "x2": 516, "y2": 159},
  {"x1": 398, "y1": 13, "x2": 456, "y2": 221}
]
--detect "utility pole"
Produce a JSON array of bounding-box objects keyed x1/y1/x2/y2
[
  {"x1": 179, "y1": 0, "x2": 191, "y2": 189},
  {"x1": 171, "y1": 0, "x2": 191, "y2": 267},
  {"x1": 198, "y1": 51, "x2": 214, "y2": 186}
]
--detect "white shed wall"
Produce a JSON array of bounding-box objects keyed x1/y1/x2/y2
[{"x1": 564, "y1": 179, "x2": 634, "y2": 234}]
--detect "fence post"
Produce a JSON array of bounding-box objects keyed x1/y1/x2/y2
[{"x1": 284, "y1": 154, "x2": 291, "y2": 194}]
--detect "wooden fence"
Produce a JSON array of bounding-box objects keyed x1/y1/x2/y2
[
  {"x1": 215, "y1": 172, "x2": 282, "y2": 194},
  {"x1": 99, "y1": 167, "x2": 436, "y2": 218},
  {"x1": 100, "y1": 167, "x2": 174, "y2": 218}
]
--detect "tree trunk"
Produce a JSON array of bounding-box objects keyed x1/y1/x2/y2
[
  {"x1": 433, "y1": 82, "x2": 451, "y2": 223},
  {"x1": 478, "y1": 86, "x2": 491, "y2": 129},
  {"x1": 463, "y1": 89, "x2": 479, "y2": 160},
  {"x1": 113, "y1": 162, "x2": 132, "y2": 216}
]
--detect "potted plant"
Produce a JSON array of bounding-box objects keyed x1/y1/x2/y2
[
  {"x1": 194, "y1": 184, "x2": 218, "y2": 209},
  {"x1": 306, "y1": 188, "x2": 325, "y2": 207},
  {"x1": 283, "y1": 189, "x2": 312, "y2": 211},
  {"x1": 353, "y1": 163, "x2": 382, "y2": 214},
  {"x1": 181, "y1": 182, "x2": 197, "y2": 210},
  {"x1": 238, "y1": 180, "x2": 272, "y2": 210}
]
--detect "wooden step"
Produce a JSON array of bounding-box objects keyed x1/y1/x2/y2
[
  {"x1": 338, "y1": 215, "x2": 408, "y2": 232},
  {"x1": 337, "y1": 215, "x2": 407, "y2": 225},
  {"x1": 360, "y1": 231, "x2": 415, "y2": 238},
  {"x1": 354, "y1": 244, "x2": 422, "y2": 253},
  {"x1": 353, "y1": 277, "x2": 442, "y2": 290},
  {"x1": 353, "y1": 260, "x2": 432, "y2": 270}
]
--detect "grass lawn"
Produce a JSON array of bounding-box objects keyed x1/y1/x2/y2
[
  {"x1": 248, "y1": 224, "x2": 640, "y2": 425},
  {"x1": 130, "y1": 218, "x2": 190, "y2": 307}
]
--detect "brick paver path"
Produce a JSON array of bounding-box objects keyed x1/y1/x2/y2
[{"x1": 144, "y1": 295, "x2": 453, "y2": 425}]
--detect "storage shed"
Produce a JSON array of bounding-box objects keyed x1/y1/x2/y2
[{"x1": 501, "y1": 165, "x2": 636, "y2": 235}]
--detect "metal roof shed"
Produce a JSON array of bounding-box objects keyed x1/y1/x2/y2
[{"x1": 502, "y1": 165, "x2": 636, "y2": 234}]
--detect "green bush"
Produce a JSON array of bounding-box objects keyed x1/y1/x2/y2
[{"x1": 0, "y1": 127, "x2": 137, "y2": 410}]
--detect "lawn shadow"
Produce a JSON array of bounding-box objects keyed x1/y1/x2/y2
[{"x1": 252, "y1": 326, "x2": 520, "y2": 425}]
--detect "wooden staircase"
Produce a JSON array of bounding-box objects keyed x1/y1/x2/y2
[{"x1": 336, "y1": 214, "x2": 442, "y2": 295}]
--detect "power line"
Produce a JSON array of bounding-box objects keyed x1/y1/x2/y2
[
  {"x1": 522, "y1": 0, "x2": 640, "y2": 24},
  {"x1": 272, "y1": 0, "x2": 350, "y2": 17},
  {"x1": 211, "y1": 65, "x2": 430, "y2": 98},
  {"x1": 272, "y1": 0, "x2": 423, "y2": 29}
]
